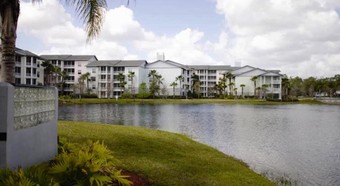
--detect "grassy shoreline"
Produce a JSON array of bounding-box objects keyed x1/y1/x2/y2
[
  {"x1": 59, "y1": 121, "x2": 274, "y2": 185},
  {"x1": 59, "y1": 98, "x2": 323, "y2": 105}
]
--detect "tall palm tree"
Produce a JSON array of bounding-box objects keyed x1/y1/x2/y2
[
  {"x1": 176, "y1": 75, "x2": 184, "y2": 97},
  {"x1": 0, "y1": 0, "x2": 129, "y2": 83},
  {"x1": 225, "y1": 72, "x2": 234, "y2": 94},
  {"x1": 55, "y1": 66, "x2": 68, "y2": 95},
  {"x1": 170, "y1": 81, "x2": 177, "y2": 98},
  {"x1": 228, "y1": 82, "x2": 235, "y2": 95},
  {"x1": 128, "y1": 71, "x2": 135, "y2": 95},
  {"x1": 80, "y1": 72, "x2": 91, "y2": 94},
  {"x1": 41, "y1": 60, "x2": 55, "y2": 85},
  {"x1": 251, "y1": 76, "x2": 258, "y2": 97},
  {"x1": 117, "y1": 72, "x2": 126, "y2": 96},
  {"x1": 240, "y1": 84, "x2": 245, "y2": 98}
]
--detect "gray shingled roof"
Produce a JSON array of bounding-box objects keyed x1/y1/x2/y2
[
  {"x1": 40, "y1": 55, "x2": 97, "y2": 61},
  {"x1": 3, "y1": 47, "x2": 41, "y2": 57},
  {"x1": 87, "y1": 60, "x2": 147, "y2": 67},
  {"x1": 189, "y1": 65, "x2": 236, "y2": 71},
  {"x1": 148, "y1": 60, "x2": 190, "y2": 69}
]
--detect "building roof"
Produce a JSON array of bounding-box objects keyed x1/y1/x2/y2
[
  {"x1": 15, "y1": 48, "x2": 40, "y2": 57},
  {"x1": 0, "y1": 46, "x2": 39, "y2": 57},
  {"x1": 40, "y1": 55, "x2": 97, "y2": 61},
  {"x1": 148, "y1": 60, "x2": 190, "y2": 69},
  {"x1": 189, "y1": 65, "x2": 236, "y2": 71},
  {"x1": 87, "y1": 60, "x2": 147, "y2": 67}
]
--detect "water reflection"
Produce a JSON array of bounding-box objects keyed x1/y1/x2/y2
[{"x1": 59, "y1": 104, "x2": 340, "y2": 185}]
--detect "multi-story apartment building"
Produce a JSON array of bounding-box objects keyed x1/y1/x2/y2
[
  {"x1": 40, "y1": 55, "x2": 97, "y2": 94},
  {"x1": 188, "y1": 65, "x2": 238, "y2": 97},
  {"x1": 146, "y1": 60, "x2": 191, "y2": 96},
  {"x1": 6, "y1": 48, "x2": 45, "y2": 85},
  {"x1": 87, "y1": 60, "x2": 148, "y2": 98},
  {"x1": 233, "y1": 65, "x2": 283, "y2": 99},
  {"x1": 7, "y1": 48, "x2": 283, "y2": 99}
]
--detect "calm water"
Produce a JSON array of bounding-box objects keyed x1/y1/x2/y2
[{"x1": 59, "y1": 104, "x2": 340, "y2": 185}]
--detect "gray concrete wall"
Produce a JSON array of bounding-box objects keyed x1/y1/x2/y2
[{"x1": 0, "y1": 83, "x2": 58, "y2": 169}]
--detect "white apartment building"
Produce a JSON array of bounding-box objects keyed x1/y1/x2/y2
[
  {"x1": 146, "y1": 60, "x2": 191, "y2": 96},
  {"x1": 40, "y1": 55, "x2": 98, "y2": 94},
  {"x1": 233, "y1": 65, "x2": 283, "y2": 99},
  {"x1": 188, "y1": 65, "x2": 238, "y2": 97},
  {"x1": 10, "y1": 48, "x2": 44, "y2": 86},
  {"x1": 87, "y1": 60, "x2": 148, "y2": 98}
]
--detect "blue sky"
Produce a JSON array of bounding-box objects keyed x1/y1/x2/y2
[{"x1": 17, "y1": 0, "x2": 340, "y2": 78}]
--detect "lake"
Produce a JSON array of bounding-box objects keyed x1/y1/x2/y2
[{"x1": 59, "y1": 104, "x2": 340, "y2": 185}]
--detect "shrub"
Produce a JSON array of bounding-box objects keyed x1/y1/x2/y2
[
  {"x1": 81, "y1": 93, "x2": 98, "y2": 98},
  {"x1": 0, "y1": 166, "x2": 57, "y2": 186},
  {"x1": 227, "y1": 95, "x2": 235, "y2": 99},
  {"x1": 50, "y1": 140, "x2": 131, "y2": 186}
]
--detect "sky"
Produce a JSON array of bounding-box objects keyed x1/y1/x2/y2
[{"x1": 17, "y1": 0, "x2": 340, "y2": 78}]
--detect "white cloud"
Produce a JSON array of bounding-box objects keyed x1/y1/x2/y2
[
  {"x1": 215, "y1": 0, "x2": 340, "y2": 77},
  {"x1": 17, "y1": 0, "x2": 340, "y2": 77}
]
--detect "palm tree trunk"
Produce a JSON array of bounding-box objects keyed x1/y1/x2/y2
[{"x1": 0, "y1": 1, "x2": 20, "y2": 84}]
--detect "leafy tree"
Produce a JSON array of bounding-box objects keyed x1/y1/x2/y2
[
  {"x1": 138, "y1": 82, "x2": 149, "y2": 98},
  {"x1": 0, "y1": 0, "x2": 129, "y2": 83},
  {"x1": 191, "y1": 73, "x2": 200, "y2": 98},
  {"x1": 148, "y1": 70, "x2": 162, "y2": 98},
  {"x1": 170, "y1": 81, "x2": 178, "y2": 98}
]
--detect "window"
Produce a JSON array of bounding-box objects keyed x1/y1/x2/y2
[
  {"x1": 273, "y1": 84, "x2": 280, "y2": 88},
  {"x1": 33, "y1": 57, "x2": 37, "y2": 65},
  {"x1": 15, "y1": 67, "x2": 21, "y2": 74},
  {"x1": 78, "y1": 70, "x2": 81, "y2": 74},
  {"x1": 92, "y1": 85, "x2": 96, "y2": 89},
  {"x1": 15, "y1": 78, "x2": 21, "y2": 84},
  {"x1": 26, "y1": 68, "x2": 31, "y2": 76},
  {"x1": 37, "y1": 72, "x2": 40, "y2": 78},
  {"x1": 33, "y1": 68, "x2": 37, "y2": 75},
  {"x1": 100, "y1": 83, "x2": 106, "y2": 88},
  {"x1": 32, "y1": 79, "x2": 36, "y2": 85},
  {"x1": 107, "y1": 67, "x2": 111, "y2": 73},
  {"x1": 91, "y1": 77, "x2": 96, "y2": 81},
  {"x1": 100, "y1": 67, "x2": 106, "y2": 72},
  {"x1": 15, "y1": 55, "x2": 21, "y2": 62},
  {"x1": 101, "y1": 75, "x2": 106, "y2": 80},
  {"x1": 58, "y1": 60, "x2": 61, "y2": 65},
  {"x1": 26, "y1": 78, "x2": 31, "y2": 85},
  {"x1": 52, "y1": 60, "x2": 57, "y2": 65},
  {"x1": 64, "y1": 61, "x2": 74, "y2": 66}
]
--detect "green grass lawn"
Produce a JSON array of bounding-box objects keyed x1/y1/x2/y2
[
  {"x1": 59, "y1": 98, "x2": 322, "y2": 105},
  {"x1": 58, "y1": 121, "x2": 274, "y2": 186}
]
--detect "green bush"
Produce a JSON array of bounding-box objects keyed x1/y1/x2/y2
[
  {"x1": 81, "y1": 93, "x2": 98, "y2": 98},
  {"x1": 0, "y1": 140, "x2": 131, "y2": 186},
  {"x1": 50, "y1": 140, "x2": 131, "y2": 186},
  {"x1": 0, "y1": 166, "x2": 57, "y2": 186},
  {"x1": 59, "y1": 95, "x2": 71, "y2": 100},
  {"x1": 227, "y1": 95, "x2": 235, "y2": 99}
]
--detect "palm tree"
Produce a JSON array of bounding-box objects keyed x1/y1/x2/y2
[
  {"x1": 117, "y1": 73, "x2": 126, "y2": 96},
  {"x1": 0, "y1": 0, "x2": 129, "y2": 83},
  {"x1": 55, "y1": 66, "x2": 68, "y2": 95},
  {"x1": 41, "y1": 60, "x2": 55, "y2": 85},
  {"x1": 251, "y1": 76, "x2": 258, "y2": 97},
  {"x1": 281, "y1": 76, "x2": 290, "y2": 100},
  {"x1": 170, "y1": 81, "x2": 177, "y2": 98},
  {"x1": 191, "y1": 73, "x2": 200, "y2": 98},
  {"x1": 176, "y1": 75, "x2": 184, "y2": 97},
  {"x1": 228, "y1": 82, "x2": 235, "y2": 95},
  {"x1": 225, "y1": 72, "x2": 234, "y2": 94},
  {"x1": 233, "y1": 87, "x2": 238, "y2": 97},
  {"x1": 240, "y1": 84, "x2": 245, "y2": 98},
  {"x1": 261, "y1": 84, "x2": 269, "y2": 99},
  {"x1": 128, "y1": 71, "x2": 135, "y2": 96},
  {"x1": 80, "y1": 72, "x2": 91, "y2": 94}
]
